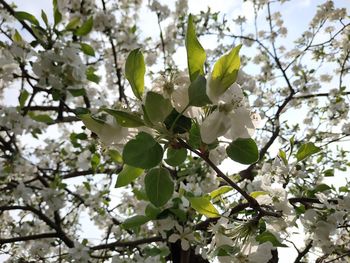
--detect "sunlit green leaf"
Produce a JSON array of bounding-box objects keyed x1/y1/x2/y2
[
  {"x1": 186, "y1": 14, "x2": 206, "y2": 82},
  {"x1": 108, "y1": 149, "x2": 123, "y2": 164},
  {"x1": 188, "y1": 196, "x2": 220, "y2": 218},
  {"x1": 250, "y1": 191, "x2": 268, "y2": 198},
  {"x1": 296, "y1": 142, "x2": 321, "y2": 162},
  {"x1": 125, "y1": 49, "x2": 145, "y2": 100},
  {"x1": 66, "y1": 17, "x2": 80, "y2": 30},
  {"x1": 80, "y1": 43, "x2": 95, "y2": 56},
  {"x1": 210, "y1": 186, "x2": 232, "y2": 199},
  {"x1": 75, "y1": 17, "x2": 93, "y2": 36},
  {"x1": 208, "y1": 44, "x2": 241, "y2": 98},
  {"x1": 103, "y1": 108, "x2": 144, "y2": 127}
]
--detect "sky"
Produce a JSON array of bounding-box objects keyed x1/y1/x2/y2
[{"x1": 1, "y1": 0, "x2": 349, "y2": 262}]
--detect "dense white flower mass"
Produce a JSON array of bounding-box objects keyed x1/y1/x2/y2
[{"x1": 0, "y1": 0, "x2": 349, "y2": 262}]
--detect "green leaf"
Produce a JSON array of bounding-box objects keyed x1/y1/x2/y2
[
  {"x1": 68, "y1": 88, "x2": 86, "y2": 97},
  {"x1": 91, "y1": 153, "x2": 100, "y2": 170},
  {"x1": 18, "y1": 90, "x2": 29, "y2": 108},
  {"x1": 79, "y1": 114, "x2": 105, "y2": 134},
  {"x1": 164, "y1": 109, "x2": 191, "y2": 134},
  {"x1": 188, "y1": 196, "x2": 220, "y2": 218},
  {"x1": 209, "y1": 186, "x2": 232, "y2": 199},
  {"x1": 12, "y1": 30, "x2": 23, "y2": 42},
  {"x1": 123, "y1": 132, "x2": 163, "y2": 169},
  {"x1": 208, "y1": 44, "x2": 242, "y2": 97},
  {"x1": 226, "y1": 138, "x2": 259, "y2": 165},
  {"x1": 103, "y1": 108, "x2": 144, "y2": 127},
  {"x1": 312, "y1": 183, "x2": 332, "y2": 194},
  {"x1": 108, "y1": 149, "x2": 123, "y2": 164},
  {"x1": 189, "y1": 121, "x2": 201, "y2": 149},
  {"x1": 214, "y1": 245, "x2": 239, "y2": 257},
  {"x1": 15, "y1": 11, "x2": 40, "y2": 26},
  {"x1": 256, "y1": 231, "x2": 287, "y2": 247},
  {"x1": 188, "y1": 75, "x2": 211, "y2": 106},
  {"x1": 53, "y1": 0, "x2": 62, "y2": 27},
  {"x1": 324, "y1": 169, "x2": 334, "y2": 177},
  {"x1": 75, "y1": 17, "x2": 93, "y2": 36},
  {"x1": 30, "y1": 26, "x2": 44, "y2": 42},
  {"x1": 133, "y1": 188, "x2": 149, "y2": 201},
  {"x1": 144, "y1": 92, "x2": 173, "y2": 124},
  {"x1": 122, "y1": 215, "x2": 150, "y2": 229},
  {"x1": 125, "y1": 49, "x2": 145, "y2": 100},
  {"x1": 278, "y1": 149, "x2": 288, "y2": 165},
  {"x1": 65, "y1": 17, "x2": 80, "y2": 30},
  {"x1": 28, "y1": 113, "x2": 54, "y2": 124},
  {"x1": 80, "y1": 43, "x2": 95, "y2": 56},
  {"x1": 250, "y1": 191, "x2": 268, "y2": 198},
  {"x1": 186, "y1": 14, "x2": 206, "y2": 82},
  {"x1": 145, "y1": 167, "x2": 174, "y2": 207},
  {"x1": 165, "y1": 148, "x2": 187, "y2": 167},
  {"x1": 86, "y1": 67, "x2": 100, "y2": 83},
  {"x1": 339, "y1": 186, "x2": 349, "y2": 193},
  {"x1": 145, "y1": 204, "x2": 161, "y2": 219},
  {"x1": 169, "y1": 208, "x2": 187, "y2": 222},
  {"x1": 296, "y1": 142, "x2": 321, "y2": 162},
  {"x1": 41, "y1": 10, "x2": 48, "y2": 26},
  {"x1": 116, "y1": 165, "x2": 144, "y2": 188}
]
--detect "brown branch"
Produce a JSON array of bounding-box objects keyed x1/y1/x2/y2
[
  {"x1": 90, "y1": 236, "x2": 163, "y2": 251},
  {"x1": 0, "y1": 0, "x2": 46, "y2": 47},
  {"x1": 0, "y1": 205, "x2": 74, "y2": 248},
  {"x1": 178, "y1": 139, "x2": 281, "y2": 218},
  {"x1": 49, "y1": 116, "x2": 80, "y2": 124},
  {"x1": 294, "y1": 241, "x2": 313, "y2": 263},
  {"x1": 195, "y1": 203, "x2": 250, "y2": 231},
  {"x1": 0, "y1": 233, "x2": 57, "y2": 245},
  {"x1": 294, "y1": 91, "x2": 350, "y2": 100},
  {"x1": 101, "y1": 0, "x2": 127, "y2": 104},
  {"x1": 61, "y1": 168, "x2": 118, "y2": 180},
  {"x1": 179, "y1": 139, "x2": 257, "y2": 205},
  {"x1": 289, "y1": 197, "x2": 338, "y2": 206}
]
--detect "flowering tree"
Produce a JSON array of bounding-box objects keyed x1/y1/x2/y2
[{"x1": 0, "y1": 0, "x2": 349, "y2": 262}]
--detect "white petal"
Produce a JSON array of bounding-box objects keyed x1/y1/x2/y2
[
  {"x1": 99, "y1": 123, "x2": 128, "y2": 144},
  {"x1": 168, "y1": 234, "x2": 180, "y2": 243},
  {"x1": 172, "y1": 86, "x2": 189, "y2": 113},
  {"x1": 224, "y1": 107, "x2": 255, "y2": 141},
  {"x1": 218, "y1": 83, "x2": 244, "y2": 104},
  {"x1": 206, "y1": 74, "x2": 220, "y2": 103},
  {"x1": 181, "y1": 239, "x2": 190, "y2": 251},
  {"x1": 200, "y1": 110, "x2": 231, "y2": 144}
]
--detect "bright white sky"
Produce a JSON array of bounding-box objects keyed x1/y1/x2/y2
[{"x1": 2, "y1": 0, "x2": 349, "y2": 262}]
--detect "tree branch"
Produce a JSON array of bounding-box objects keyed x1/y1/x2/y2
[
  {"x1": 0, "y1": 205, "x2": 74, "y2": 248},
  {"x1": 0, "y1": 233, "x2": 57, "y2": 245},
  {"x1": 90, "y1": 236, "x2": 163, "y2": 251}
]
